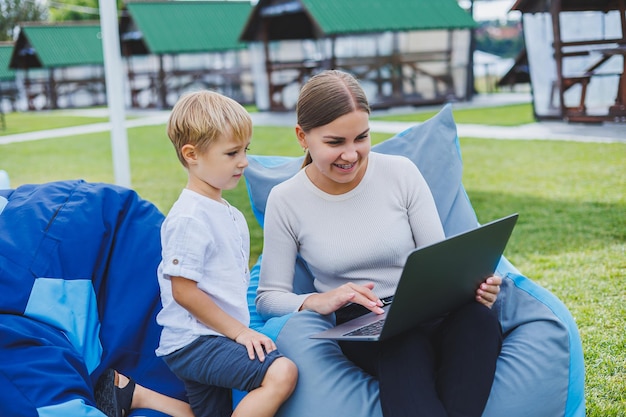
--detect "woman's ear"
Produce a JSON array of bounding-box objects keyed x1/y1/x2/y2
[
  {"x1": 181, "y1": 144, "x2": 197, "y2": 165},
  {"x1": 295, "y1": 125, "x2": 307, "y2": 150}
]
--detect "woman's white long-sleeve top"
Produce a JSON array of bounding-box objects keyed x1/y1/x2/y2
[{"x1": 257, "y1": 152, "x2": 445, "y2": 319}]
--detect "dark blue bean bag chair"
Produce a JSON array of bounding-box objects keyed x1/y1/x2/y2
[
  {"x1": 242, "y1": 105, "x2": 586, "y2": 417},
  {"x1": 0, "y1": 181, "x2": 184, "y2": 417}
]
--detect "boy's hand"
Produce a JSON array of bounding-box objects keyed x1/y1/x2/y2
[{"x1": 234, "y1": 328, "x2": 277, "y2": 362}]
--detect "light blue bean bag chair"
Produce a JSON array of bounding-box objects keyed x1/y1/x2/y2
[{"x1": 243, "y1": 105, "x2": 585, "y2": 417}]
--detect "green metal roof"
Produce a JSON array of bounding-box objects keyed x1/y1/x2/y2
[
  {"x1": 241, "y1": 0, "x2": 476, "y2": 41},
  {"x1": 0, "y1": 44, "x2": 16, "y2": 80},
  {"x1": 126, "y1": 1, "x2": 252, "y2": 54},
  {"x1": 301, "y1": 0, "x2": 477, "y2": 34},
  {"x1": 18, "y1": 24, "x2": 104, "y2": 67}
]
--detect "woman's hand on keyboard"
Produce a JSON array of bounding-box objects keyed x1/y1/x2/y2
[{"x1": 299, "y1": 282, "x2": 384, "y2": 315}]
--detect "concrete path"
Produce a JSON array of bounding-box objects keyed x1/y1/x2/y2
[{"x1": 1, "y1": 93, "x2": 624, "y2": 145}]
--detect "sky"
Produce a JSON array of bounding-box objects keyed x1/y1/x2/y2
[{"x1": 459, "y1": 0, "x2": 521, "y2": 22}]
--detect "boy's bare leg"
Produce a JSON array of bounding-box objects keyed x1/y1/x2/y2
[
  {"x1": 117, "y1": 373, "x2": 194, "y2": 417},
  {"x1": 232, "y1": 357, "x2": 298, "y2": 417}
]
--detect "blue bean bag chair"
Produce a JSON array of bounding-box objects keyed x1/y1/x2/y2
[
  {"x1": 0, "y1": 181, "x2": 186, "y2": 417},
  {"x1": 242, "y1": 104, "x2": 585, "y2": 417}
]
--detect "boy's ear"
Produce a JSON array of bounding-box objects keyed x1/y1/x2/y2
[{"x1": 181, "y1": 144, "x2": 197, "y2": 164}]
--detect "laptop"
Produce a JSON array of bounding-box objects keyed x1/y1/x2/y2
[{"x1": 311, "y1": 213, "x2": 518, "y2": 341}]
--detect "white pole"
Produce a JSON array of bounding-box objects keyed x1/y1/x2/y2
[{"x1": 99, "y1": 1, "x2": 131, "y2": 188}]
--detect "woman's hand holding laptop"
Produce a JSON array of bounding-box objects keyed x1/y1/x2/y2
[{"x1": 476, "y1": 275, "x2": 502, "y2": 308}]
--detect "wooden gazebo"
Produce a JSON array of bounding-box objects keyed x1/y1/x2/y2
[
  {"x1": 8, "y1": 22, "x2": 106, "y2": 110},
  {"x1": 240, "y1": 0, "x2": 477, "y2": 111},
  {"x1": 497, "y1": 49, "x2": 530, "y2": 90},
  {"x1": 120, "y1": 0, "x2": 253, "y2": 109},
  {"x1": 0, "y1": 43, "x2": 18, "y2": 115},
  {"x1": 512, "y1": 0, "x2": 626, "y2": 122}
]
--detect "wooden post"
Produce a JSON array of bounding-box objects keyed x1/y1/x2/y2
[
  {"x1": 48, "y1": 68, "x2": 57, "y2": 109},
  {"x1": 158, "y1": 54, "x2": 167, "y2": 109},
  {"x1": 466, "y1": 0, "x2": 476, "y2": 100},
  {"x1": 617, "y1": 0, "x2": 626, "y2": 42},
  {"x1": 391, "y1": 32, "x2": 402, "y2": 100},
  {"x1": 550, "y1": 0, "x2": 566, "y2": 118},
  {"x1": 261, "y1": 19, "x2": 276, "y2": 110}
]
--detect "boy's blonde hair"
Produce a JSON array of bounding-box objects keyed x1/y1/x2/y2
[{"x1": 167, "y1": 90, "x2": 252, "y2": 167}]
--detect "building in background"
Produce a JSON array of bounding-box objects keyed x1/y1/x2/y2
[
  {"x1": 120, "y1": 1, "x2": 254, "y2": 109},
  {"x1": 512, "y1": 0, "x2": 626, "y2": 123},
  {"x1": 240, "y1": 0, "x2": 477, "y2": 111},
  {"x1": 3, "y1": 0, "x2": 507, "y2": 114},
  {"x1": 6, "y1": 2, "x2": 254, "y2": 111},
  {"x1": 8, "y1": 22, "x2": 106, "y2": 110},
  {"x1": 0, "y1": 43, "x2": 18, "y2": 115}
]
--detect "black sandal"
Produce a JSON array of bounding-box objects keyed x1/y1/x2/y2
[
  {"x1": 116, "y1": 374, "x2": 135, "y2": 417},
  {"x1": 94, "y1": 369, "x2": 136, "y2": 417}
]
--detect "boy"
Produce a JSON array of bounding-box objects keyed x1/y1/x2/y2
[{"x1": 156, "y1": 90, "x2": 297, "y2": 417}]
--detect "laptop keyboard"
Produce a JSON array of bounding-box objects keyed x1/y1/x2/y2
[{"x1": 343, "y1": 318, "x2": 386, "y2": 337}]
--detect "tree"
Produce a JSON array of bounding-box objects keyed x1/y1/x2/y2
[
  {"x1": 48, "y1": 0, "x2": 125, "y2": 22},
  {"x1": 0, "y1": 0, "x2": 48, "y2": 41}
]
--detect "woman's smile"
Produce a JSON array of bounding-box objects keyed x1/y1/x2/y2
[{"x1": 333, "y1": 161, "x2": 357, "y2": 171}]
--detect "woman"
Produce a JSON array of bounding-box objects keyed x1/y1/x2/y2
[{"x1": 256, "y1": 70, "x2": 503, "y2": 417}]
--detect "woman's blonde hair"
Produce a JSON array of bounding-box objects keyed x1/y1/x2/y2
[
  {"x1": 296, "y1": 70, "x2": 371, "y2": 167},
  {"x1": 167, "y1": 90, "x2": 252, "y2": 167}
]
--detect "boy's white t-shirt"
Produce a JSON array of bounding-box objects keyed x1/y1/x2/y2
[{"x1": 156, "y1": 189, "x2": 250, "y2": 356}]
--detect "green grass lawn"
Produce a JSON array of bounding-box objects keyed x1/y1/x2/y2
[
  {"x1": 0, "y1": 111, "x2": 624, "y2": 416},
  {"x1": 0, "y1": 105, "x2": 257, "y2": 136},
  {"x1": 372, "y1": 102, "x2": 536, "y2": 126},
  {"x1": 0, "y1": 111, "x2": 110, "y2": 135}
]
